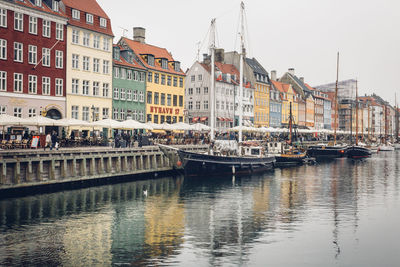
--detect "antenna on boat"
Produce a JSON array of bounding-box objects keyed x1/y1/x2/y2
[
  {"x1": 238, "y1": 1, "x2": 245, "y2": 143},
  {"x1": 334, "y1": 52, "x2": 339, "y2": 145},
  {"x1": 355, "y1": 79, "x2": 359, "y2": 146},
  {"x1": 210, "y1": 18, "x2": 216, "y2": 141}
]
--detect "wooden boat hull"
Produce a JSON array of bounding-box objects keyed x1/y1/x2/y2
[
  {"x1": 177, "y1": 150, "x2": 276, "y2": 176},
  {"x1": 306, "y1": 145, "x2": 347, "y2": 159},
  {"x1": 274, "y1": 153, "x2": 307, "y2": 167},
  {"x1": 346, "y1": 146, "x2": 372, "y2": 159}
]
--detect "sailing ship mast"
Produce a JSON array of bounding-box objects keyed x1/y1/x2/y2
[
  {"x1": 238, "y1": 2, "x2": 245, "y2": 143},
  {"x1": 333, "y1": 52, "x2": 339, "y2": 145},
  {"x1": 210, "y1": 19, "x2": 216, "y2": 141},
  {"x1": 355, "y1": 80, "x2": 359, "y2": 145}
]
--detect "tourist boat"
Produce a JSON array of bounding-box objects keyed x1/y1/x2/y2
[
  {"x1": 160, "y1": 4, "x2": 275, "y2": 176},
  {"x1": 346, "y1": 80, "x2": 371, "y2": 159},
  {"x1": 306, "y1": 53, "x2": 347, "y2": 160}
]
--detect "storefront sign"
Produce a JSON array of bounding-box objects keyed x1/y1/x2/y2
[
  {"x1": 150, "y1": 106, "x2": 180, "y2": 115},
  {"x1": 31, "y1": 136, "x2": 40, "y2": 148}
]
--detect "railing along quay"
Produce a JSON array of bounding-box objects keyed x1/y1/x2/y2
[{"x1": 0, "y1": 145, "x2": 208, "y2": 193}]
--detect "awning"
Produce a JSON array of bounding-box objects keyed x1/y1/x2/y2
[
  {"x1": 192, "y1": 117, "x2": 199, "y2": 122},
  {"x1": 200, "y1": 117, "x2": 208, "y2": 122},
  {"x1": 217, "y1": 117, "x2": 223, "y2": 121},
  {"x1": 226, "y1": 118, "x2": 233, "y2": 122}
]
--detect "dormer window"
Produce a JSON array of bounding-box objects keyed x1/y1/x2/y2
[
  {"x1": 35, "y1": 0, "x2": 42, "y2": 7},
  {"x1": 72, "y1": 9, "x2": 80, "y2": 20},
  {"x1": 147, "y1": 55, "x2": 154, "y2": 66},
  {"x1": 53, "y1": 0, "x2": 59, "y2": 12},
  {"x1": 161, "y1": 59, "x2": 168, "y2": 69},
  {"x1": 113, "y1": 47, "x2": 120, "y2": 61},
  {"x1": 174, "y1": 62, "x2": 180, "y2": 72},
  {"x1": 100, "y1": 18, "x2": 107, "y2": 28},
  {"x1": 86, "y1": 13, "x2": 93, "y2": 24}
]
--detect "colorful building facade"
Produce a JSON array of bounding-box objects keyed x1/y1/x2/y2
[
  {"x1": 118, "y1": 28, "x2": 185, "y2": 124},
  {"x1": 112, "y1": 45, "x2": 146, "y2": 122},
  {"x1": 0, "y1": 0, "x2": 68, "y2": 126},
  {"x1": 64, "y1": 0, "x2": 113, "y2": 126}
]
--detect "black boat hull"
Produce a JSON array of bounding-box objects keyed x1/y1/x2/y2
[
  {"x1": 306, "y1": 145, "x2": 347, "y2": 159},
  {"x1": 346, "y1": 146, "x2": 372, "y2": 159},
  {"x1": 177, "y1": 150, "x2": 276, "y2": 176},
  {"x1": 274, "y1": 154, "x2": 306, "y2": 167}
]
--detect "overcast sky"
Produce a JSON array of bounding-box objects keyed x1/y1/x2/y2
[{"x1": 97, "y1": 0, "x2": 400, "y2": 105}]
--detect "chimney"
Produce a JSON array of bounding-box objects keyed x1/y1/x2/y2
[
  {"x1": 133, "y1": 27, "x2": 146, "y2": 43},
  {"x1": 288, "y1": 68, "x2": 295, "y2": 76},
  {"x1": 271, "y1": 70, "x2": 277, "y2": 81},
  {"x1": 300, "y1": 77, "x2": 304, "y2": 83},
  {"x1": 215, "y1": 48, "x2": 225, "y2": 63}
]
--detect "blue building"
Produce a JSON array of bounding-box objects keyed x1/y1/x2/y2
[{"x1": 269, "y1": 82, "x2": 282, "y2": 128}]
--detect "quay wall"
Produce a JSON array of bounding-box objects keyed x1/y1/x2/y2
[{"x1": 0, "y1": 145, "x2": 208, "y2": 195}]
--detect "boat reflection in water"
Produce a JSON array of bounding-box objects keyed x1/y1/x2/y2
[{"x1": 0, "y1": 152, "x2": 399, "y2": 266}]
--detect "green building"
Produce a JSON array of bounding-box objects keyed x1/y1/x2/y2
[{"x1": 112, "y1": 45, "x2": 147, "y2": 122}]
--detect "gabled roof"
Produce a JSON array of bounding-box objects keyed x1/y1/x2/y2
[
  {"x1": 62, "y1": 0, "x2": 108, "y2": 18},
  {"x1": 113, "y1": 45, "x2": 146, "y2": 71},
  {"x1": 199, "y1": 61, "x2": 240, "y2": 85},
  {"x1": 120, "y1": 37, "x2": 184, "y2": 76},
  {"x1": 288, "y1": 73, "x2": 311, "y2": 94},
  {"x1": 245, "y1": 57, "x2": 269, "y2": 81},
  {"x1": 62, "y1": 0, "x2": 113, "y2": 36},
  {"x1": 271, "y1": 80, "x2": 291, "y2": 94},
  {"x1": 10, "y1": 0, "x2": 67, "y2": 18}
]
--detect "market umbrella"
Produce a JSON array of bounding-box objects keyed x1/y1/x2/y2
[
  {"x1": 190, "y1": 123, "x2": 211, "y2": 132},
  {"x1": 123, "y1": 119, "x2": 153, "y2": 130},
  {"x1": 19, "y1": 116, "x2": 59, "y2": 126},
  {"x1": 89, "y1": 119, "x2": 125, "y2": 129},
  {"x1": 171, "y1": 122, "x2": 192, "y2": 131},
  {"x1": 0, "y1": 114, "x2": 24, "y2": 126},
  {"x1": 56, "y1": 118, "x2": 90, "y2": 127}
]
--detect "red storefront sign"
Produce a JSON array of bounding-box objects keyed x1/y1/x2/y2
[{"x1": 150, "y1": 106, "x2": 180, "y2": 115}]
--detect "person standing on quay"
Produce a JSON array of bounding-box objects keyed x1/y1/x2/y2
[
  {"x1": 44, "y1": 133, "x2": 52, "y2": 151},
  {"x1": 51, "y1": 131, "x2": 59, "y2": 151}
]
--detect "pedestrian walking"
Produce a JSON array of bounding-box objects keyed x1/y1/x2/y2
[{"x1": 44, "y1": 133, "x2": 51, "y2": 150}]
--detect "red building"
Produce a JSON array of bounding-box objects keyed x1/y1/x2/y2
[{"x1": 0, "y1": 0, "x2": 68, "y2": 126}]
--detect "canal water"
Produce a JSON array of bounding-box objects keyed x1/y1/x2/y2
[{"x1": 0, "y1": 152, "x2": 399, "y2": 266}]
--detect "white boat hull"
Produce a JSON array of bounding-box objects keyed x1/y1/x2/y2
[
  {"x1": 379, "y1": 145, "x2": 395, "y2": 151},
  {"x1": 394, "y1": 144, "x2": 400, "y2": 150}
]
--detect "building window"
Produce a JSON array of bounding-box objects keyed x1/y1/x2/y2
[
  {"x1": 147, "y1": 91, "x2": 152, "y2": 104},
  {"x1": 29, "y1": 16, "x2": 37, "y2": 34},
  {"x1": 139, "y1": 91, "x2": 144, "y2": 102},
  {"x1": 103, "y1": 83, "x2": 109, "y2": 97},
  {"x1": 102, "y1": 108, "x2": 109, "y2": 119},
  {"x1": 14, "y1": 73, "x2": 23, "y2": 92},
  {"x1": 53, "y1": 0, "x2": 59, "y2": 12},
  {"x1": 179, "y1": 77, "x2": 183, "y2": 88},
  {"x1": 55, "y1": 50, "x2": 63, "y2": 68},
  {"x1": 14, "y1": 12, "x2": 23, "y2": 31},
  {"x1": 103, "y1": 60, "x2": 109, "y2": 74},
  {"x1": 103, "y1": 37, "x2": 110, "y2": 51},
  {"x1": 28, "y1": 75, "x2": 37, "y2": 94},
  {"x1": 188, "y1": 101, "x2": 193, "y2": 110},
  {"x1": 154, "y1": 73, "x2": 159, "y2": 84},
  {"x1": 127, "y1": 89, "x2": 132, "y2": 101},
  {"x1": 161, "y1": 59, "x2": 167, "y2": 69},
  {"x1": 71, "y1": 105, "x2": 79, "y2": 119},
  {"x1": 160, "y1": 93, "x2": 165, "y2": 105},
  {"x1": 93, "y1": 58, "x2": 99, "y2": 72},
  {"x1": 0, "y1": 39, "x2": 7, "y2": 60},
  {"x1": 0, "y1": 8, "x2": 7, "y2": 28},
  {"x1": 154, "y1": 92, "x2": 159, "y2": 105},
  {"x1": 82, "y1": 106, "x2": 89, "y2": 121},
  {"x1": 196, "y1": 87, "x2": 201, "y2": 94},
  {"x1": 29, "y1": 108, "x2": 37, "y2": 117},
  {"x1": 114, "y1": 67, "x2": 120, "y2": 78},
  {"x1": 166, "y1": 94, "x2": 171, "y2": 106},
  {"x1": 72, "y1": 9, "x2": 80, "y2": 20},
  {"x1": 14, "y1": 42, "x2": 23, "y2": 62},
  {"x1": 86, "y1": 13, "x2": 93, "y2": 24},
  {"x1": 161, "y1": 74, "x2": 165, "y2": 85},
  {"x1": 173, "y1": 95, "x2": 178, "y2": 107},
  {"x1": 113, "y1": 108, "x2": 118, "y2": 120},
  {"x1": 42, "y1": 20, "x2": 51, "y2": 38},
  {"x1": 121, "y1": 68, "x2": 126, "y2": 79},
  {"x1": 166, "y1": 75, "x2": 171, "y2": 86},
  {"x1": 41, "y1": 76, "x2": 50, "y2": 95},
  {"x1": 196, "y1": 101, "x2": 201, "y2": 110},
  {"x1": 72, "y1": 29, "x2": 79, "y2": 44},
  {"x1": 120, "y1": 88, "x2": 125, "y2": 100},
  {"x1": 14, "y1": 107, "x2": 22, "y2": 118},
  {"x1": 113, "y1": 88, "x2": 119, "y2": 99},
  {"x1": 71, "y1": 78, "x2": 79, "y2": 94},
  {"x1": 173, "y1": 77, "x2": 177, "y2": 87},
  {"x1": 56, "y1": 23, "x2": 63, "y2": 40},
  {"x1": 90, "y1": 81, "x2": 98, "y2": 96},
  {"x1": 0, "y1": 106, "x2": 5, "y2": 115},
  {"x1": 93, "y1": 35, "x2": 100, "y2": 49},
  {"x1": 133, "y1": 90, "x2": 138, "y2": 102},
  {"x1": 188, "y1": 88, "x2": 193, "y2": 95},
  {"x1": 127, "y1": 70, "x2": 132, "y2": 80},
  {"x1": 83, "y1": 56, "x2": 89, "y2": 71},
  {"x1": 82, "y1": 80, "x2": 89, "y2": 95},
  {"x1": 0, "y1": 71, "x2": 6, "y2": 91},
  {"x1": 28, "y1": 45, "x2": 37, "y2": 64},
  {"x1": 203, "y1": 100, "x2": 209, "y2": 110},
  {"x1": 42, "y1": 48, "x2": 50, "y2": 67},
  {"x1": 133, "y1": 71, "x2": 138, "y2": 81},
  {"x1": 83, "y1": 32, "x2": 90, "y2": 46},
  {"x1": 204, "y1": 87, "x2": 208, "y2": 94},
  {"x1": 72, "y1": 54, "x2": 79, "y2": 69},
  {"x1": 148, "y1": 55, "x2": 154, "y2": 66},
  {"x1": 55, "y1": 78, "x2": 63, "y2": 96},
  {"x1": 147, "y1": 72, "x2": 153, "y2": 83},
  {"x1": 100, "y1": 18, "x2": 107, "y2": 28}
]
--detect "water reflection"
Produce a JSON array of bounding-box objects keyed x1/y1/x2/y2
[{"x1": 0, "y1": 152, "x2": 400, "y2": 266}]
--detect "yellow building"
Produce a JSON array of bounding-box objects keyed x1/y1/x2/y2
[
  {"x1": 64, "y1": 0, "x2": 114, "y2": 135},
  {"x1": 246, "y1": 58, "x2": 270, "y2": 127},
  {"x1": 271, "y1": 81, "x2": 298, "y2": 126},
  {"x1": 119, "y1": 28, "x2": 185, "y2": 124}
]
